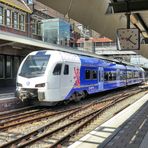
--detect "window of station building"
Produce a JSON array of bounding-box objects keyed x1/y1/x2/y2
[
  {"x1": 85, "y1": 70, "x2": 91, "y2": 80},
  {"x1": 13, "y1": 12, "x2": 19, "y2": 29},
  {"x1": 0, "y1": 55, "x2": 4, "y2": 78},
  {"x1": 32, "y1": 19, "x2": 37, "y2": 34},
  {"x1": 27, "y1": 0, "x2": 33, "y2": 4},
  {"x1": 64, "y1": 64, "x2": 69, "y2": 75},
  {"x1": 6, "y1": 9, "x2": 12, "y2": 27},
  {"x1": 53, "y1": 63, "x2": 62, "y2": 75},
  {"x1": 19, "y1": 14, "x2": 25, "y2": 31},
  {"x1": 6, "y1": 56, "x2": 12, "y2": 78},
  {"x1": 0, "y1": 6, "x2": 4, "y2": 25},
  {"x1": 37, "y1": 21, "x2": 42, "y2": 36}
]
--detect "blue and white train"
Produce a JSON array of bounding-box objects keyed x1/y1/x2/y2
[{"x1": 16, "y1": 50, "x2": 145, "y2": 105}]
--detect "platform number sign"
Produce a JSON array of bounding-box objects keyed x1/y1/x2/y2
[{"x1": 117, "y1": 28, "x2": 140, "y2": 50}]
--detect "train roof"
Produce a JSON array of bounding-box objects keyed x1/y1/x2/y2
[
  {"x1": 28, "y1": 50, "x2": 143, "y2": 70},
  {"x1": 79, "y1": 55, "x2": 126, "y2": 69},
  {"x1": 26, "y1": 50, "x2": 144, "y2": 72},
  {"x1": 126, "y1": 65, "x2": 144, "y2": 71}
]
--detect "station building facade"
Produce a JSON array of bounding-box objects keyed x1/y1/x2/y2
[
  {"x1": 0, "y1": 0, "x2": 32, "y2": 87},
  {"x1": 0, "y1": 0, "x2": 63, "y2": 87}
]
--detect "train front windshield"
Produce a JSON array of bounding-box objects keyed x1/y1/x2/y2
[{"x1": 19, "y1": 54, "x2": 50, "y2": 78}]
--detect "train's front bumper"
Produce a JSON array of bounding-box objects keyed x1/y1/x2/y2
[{"x1": 16, "y1": 87, "x2": 38, "y2": 101}]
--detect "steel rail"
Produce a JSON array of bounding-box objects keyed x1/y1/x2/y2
[
  {"x1": 0, "y1": 108, "x2": 49, "y2": 125},
  {"x1": 0, "y1": 106, "x2": 81, "y2": 131},
  {"x1": 0, "y1": 106, "x2": 36, "y2": 117},
  {"x1": 0, "y1": 108, "x2": 45, "y2": 121}
]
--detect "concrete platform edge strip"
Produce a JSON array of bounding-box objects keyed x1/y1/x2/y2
[
  {"x1": 68, "y1": 94, "x2": 148, "y2": 148},
  {"x1": 0, "y1": 97, "x2": 16, "y2": 101}
]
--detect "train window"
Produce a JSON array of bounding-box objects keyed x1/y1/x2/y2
[
  {"x1": 104, "y1": 71, "x2": 116, "y2": 81},
  {"x1": 120, "y1": 71, "x2": 126, "y2": 80},
  {"x1": 6, "y1": 56, "x2": 12, "y2": 78},
  {"x1": 134, "y1": 71, "x2": 139, "y2": 78},
  {"x1": 64, "y1": 64, "x2": 69, "y2": 75},
  {"x1": 127, "y1": 71, "x2": 133, "y2": 79},
  {"x1": 19, "y1": 55, "x2": 50, "y2": 78},
  {"x1": 92, "y1": 70, "x2": 97, "y2": 79},
  {"x1": 53, "y1": 63, "x2": 62, "y2": 75},
  {"x1": 85, "y1": 70, "x2": 91, "y2": 80},
  {"x1": 127, "y1": 72, "x2": 130, "y2": 79},
  {"x1": 120, "y1": 71, "x2": 123, "y2": 80},
  {"x1": 139, "y1": 72, "x2": 143, "y2": 78},
  {"x1": 104, "y1": 72, "x2": 109, "y2": 81},
  {"x1": 132, "y1": 72, "x2": 135, "y2": 78},
  {"x1": 0, "y1": 55, "x2": 4, "y2": 78},
  {"x1": 112, "y1": 72, "x2": 116, "y2": 81},
  {"x1": 108, "y1": 72, "x2": 113, "y2": 81}
]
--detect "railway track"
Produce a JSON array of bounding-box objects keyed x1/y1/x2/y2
[
  {"x1": 0, "y1": 87, "x2": 137, "y2": 132},
  {"x1": 0, "y1": 106, "x2": 82, "y2": 131},
  {"x1": 0, "y1": 88, "x2": 146, "y2": 148},
  {"x1": 0, "y1": 106, "x2": 37, "y2": 118}
]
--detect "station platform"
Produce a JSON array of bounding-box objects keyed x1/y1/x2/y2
[
  {"x1": 0, "y1": 87, "x2": 27, "y2": 112},
  {"x1": 69, "y1": 93, "x2": 148, "y2": 148},
  {"x1": 0, "y1": 86, "x2": 15, "y2": 100}
]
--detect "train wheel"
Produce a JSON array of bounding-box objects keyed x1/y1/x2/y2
[
  {"x1": 74, "y1": 91, "x2": 85, "y2": 102},
  {"x1": 82, "y1": 91, "x2": 88, "y2": 99}
]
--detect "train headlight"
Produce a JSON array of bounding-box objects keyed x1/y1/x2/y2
[
  {"x1": 35, "y1": 83, "x2": 45, "y2": 87},
  {"x1": 16, "y1": 82, "x2": 22, "y2": 87}
]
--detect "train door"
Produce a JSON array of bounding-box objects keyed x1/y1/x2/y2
[
  {"x1": 116, "y1": 69, "x2": 120, "y2": 87},
  {"x1": 52, "y1": 63, "x2": 62, "y2": 89},
  {"x1": 98, "y1": 67, "x2": 104, "y2": 91},
  {"x1": 60, "y1": 63, "x2": 76, "y2": 99}
]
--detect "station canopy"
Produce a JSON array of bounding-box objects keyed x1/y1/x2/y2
[{"x1": 37, "y1": 0, "x2": 148, "y2": 41}]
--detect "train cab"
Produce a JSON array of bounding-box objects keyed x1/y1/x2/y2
[{"x1": 16, "y1": 50, "x2": 81, "y2": 104}]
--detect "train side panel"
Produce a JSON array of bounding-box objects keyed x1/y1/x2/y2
[
  {"x1": 126, "y1": 66, "x2": 145, "y2": 86},
  {"x1": 66, "y1": 56, "x2": 128, "y2": 98}
]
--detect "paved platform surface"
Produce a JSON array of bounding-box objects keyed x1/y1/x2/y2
[
  {"x1": 0, "y1": 86, "x2": 15, "y2": 100},
  {"x1": 103, "y1": 99, "x2": 148, "y2": 148},
  {"x1": 0, "y1": 87, "x2": 27, "y2": 112},
  {"x1": 69, "y1": 93, "x2": 148, "y2": 148},
  {"x1": 0, "y1": 93, "x2": 15, "y2": 100},
  {"x1": 0, "y1": 86, "x2": 15, "y2": 93}
]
